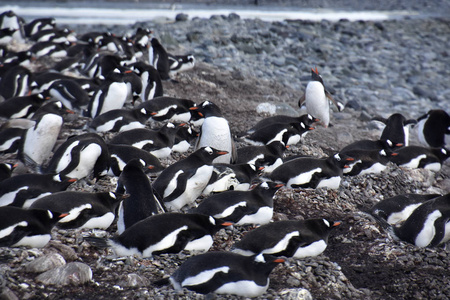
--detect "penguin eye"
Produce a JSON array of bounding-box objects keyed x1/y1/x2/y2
[
  {"x1": 255, "y1": 253, "x2": 265, "y2": 263},
  {"x1": 308, "y1": 114, "x2": 313, "y2": 120},
  {"x1": 209, "y1": 216, "x2": 216, "y2": 225},
  {"x1": 47, "y1": 210, "x2": 53, "y2": 219},
  {"x1": 334, "y1": 154, "x2": 341, "y2": 161},
  {"x1": 205, "y1": 147, "x2": 213, "y2": 154},
  {"x1": 380, "y1": 150, "x2": 386, "y2": 156},
  {"x1": 109, "y1": 192, "x2": 116, "y2": 199},
  {"x1": 386, "y1": 140, "x2": 393, "y2": 147},
  {"x1": 140, "y1": 108, "x2": 147, "y2": 114},
  {"x1": 301, "y1": 122, "x2": 305, "y2": 129},
  {"x1": 442, "y1": 149, "x2": 447, "y2": 155},
  {"x1": 55, "y1": 101, "x2": 63, "y2": 108},
  {"x1": 167, "y1": 123, "x2": 175, "y2": 128},
  {"x1": 139, "y1": 159, "x2": 145, "y2": 166},
  {"x1": 53, "y1": 175, "x2": 62, "y2": 182},
  {"x1": 323, "y1": 219, "x2": 330, "y2": 227},
  {"x1": 261, "y1": 182, "x2": 269, "y2": 189},
  {"x1": 202, "y1": 101, "x2": 211, "y2": 107}
]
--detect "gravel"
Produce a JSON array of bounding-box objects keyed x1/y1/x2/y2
[{"x1": 1, "y1": 4, "x2": 450, "y2": 300}]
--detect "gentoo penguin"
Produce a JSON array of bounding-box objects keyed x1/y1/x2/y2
[
  {"x1": 416, "y1": 109, "x2": 450, "y2": 148},
  {"x1": 86, "y1": 213, "x2": 232, "y2": 257},
  {"x1": 45, "y1": 79, "x2": 90, "y2": 111},
  {"x1": 0, "y1": 206, "x2": 65, "y2": 248},
  {"x1": 191, "y1": 101, "x2": 236, "y2": 164},
  {"x1": 109, "y1": 123, "x2": 180, "y2": 159},
  {"x1": 30, "y1": 191, "x2": 124, "y2": 230},
  {"x1": 0, "y1": 65, "x2": 31, "y2": 100},
  {"x1": 148, "y1": 37, "x2": 170, "y2": 80},
  {"x1": 167, "y1": 252, "x2": 284, "y2": 297},
  {"x1": 152, "y1": 147, "x2": 228, "y2": 211},
  {"x1": 116, "y1": 159, "x2": 163, "y2": 234},
  {"x1": 107, "y1": 144, "x2": 164, "y2": 176},
  {"x1": 193, "y1": 181, "x2": 283, "y2": 226},
  {"x1": 0, "y1": 163, "x2": 18, "y2": 182},
  {"x1": 374, "y1": 193, "x2": 450, "y2": 248},
  {"x1": 246, "y1": 113, "x2": 318, "y2": 135},
  {"x1": 172, "y1": 123, "x2": 198, "y2": 153},
  {"x1": 43, "y1": 133, "x2": 110, "y2": 180},
  {"x1": 29, "y1": 41, "x2": 71, "y2": 58},
  {"x1": 0, "y1": 127, "x2": 25, "y2": 154},
  {"x1": 0, "y1": 173, "x2": 76, "y2": 208},
  {"x1": 0, "y1": 11, "x2": 25, "y2": 42},
  {"x1": 89, "y1": 107, "x2": 148, "y2": 133},
  {"x1": 236, "y1": 141, "x2": 288, "y2": 174},
  {"x1": 24, "y1": 17, "x2": 56, "y2": 37},
  {"x1": 85, "y1": 71, "x2": 128, "y2": 118},
  {"x1": 233, "y1": 218, "x2": 341, "y2": 258},
  {"x1": 389, "y1": 146, "x2": 450, "y2": 172},
  {"x1": 0, "y1": 93, "x2": 47, "y2": 119},
  {"x1": 30, "y1": 28, "x2": 76, "y2": 43},
  {"x1": 132, "y1": 27, "x2": 152, "y2": 58},
  {"x1": 269, "y1": 153, "x2": 354, "y2": 189},
  {"x1": 1, "y1": 50, "x2": 32, "y2": 68},
  {"x1": 136, "y1": 96, "x2": 197, "y2": 123},
  {"x1": 340, "y1": 148, "x2": 395, "y2": 176},
  {"x1": 202, "y1": 161, "x2": 263, "y2": 195},
  {"x1": 168, "y1": 54, "x2": 195, "y2": 75},
  {"x1": 368, "y1": 193, "x2": 442, "y2": 225},
  {"x1": 127, "y1": 61, "x2": 163, "y2": 101},
  {"x1": 243, "y1": 121, "x2": 314, "y2": 146},
  {"x1": 18, "y1": 101, "x2": 71, "y2": 168},
  {"x1": 298, "y1": 67, "x2": 343, "y2": 128},
  {"x1": 0, "y1": 27, "x2": 17, "y2": 46},
  {"x1": 372, "y1": 113, "x2": 416, "y2": 147},
  {"x1": 29, "y1": 71, "x2": 73, "y2": 94}
]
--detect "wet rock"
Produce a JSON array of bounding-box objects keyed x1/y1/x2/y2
[
  {"x1": 35, "y1": 262, "x2": 92, "y2": 286},
  {"x1": 24, "y1": 253, "x2": 66, "y2": 273}
]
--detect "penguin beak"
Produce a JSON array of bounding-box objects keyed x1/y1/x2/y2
[
  {"x1": 147, "y1": 165, "x2": 154, "y2": 170},
  {"x1": 346, "y1": 157, "x2": 355, "y2": 161},
  {"x1": 217, "y1": 151, "x2": 229, "y2": 155},
  {"x1": 68, "y1": 178, "x2": 77, "y2": 183},
  {"x1": 395, "y1": 143, "x2": 404, "y2": 147},
  {"x1": 391, "y1": 152, "x2": 399, "y2": 156},
  {"x1": 343, "y1": 165, "x2": 351, "y2": 168},
  {"x1": 309, "y1": 127, "x2": 315, "y2": 130},
  {"x1": 332, "y1": 221, "x2": 342, "y2": 227},
  {"x1": 150, "y1": 112, "x2": 157, "y2": 116},
  {"x1": 273, "y1": 258, "x2": 285, "y2": 263},
  {"x1": 59, "y1": 213, "x2": 69, "y2": 218},
  {"x1": 66, "y1": 109, "x2": 75, "y2": 114},
  {"x1": 258, "y1": 166, "x2": 265, "y2": 171},
  {"x1": 13, "y1": 163, "x2": 19, "y2": 168},
  {"x1": 275, "y1": 183, "x2": 284, "y2": 188},
  {"x1": 221, "y1": 221, "x2": 233, "y2": 227}
]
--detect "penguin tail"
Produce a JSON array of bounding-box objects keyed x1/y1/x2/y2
[
  {"x1": 363, "y1": 211, "x2": 398, "y2": 240},
  {"x1": 153, "y1": 276, "x2": 171, "y2": 287},
  {"x1": 84, "y1": 236, "x2": 109, "y2": 248}
]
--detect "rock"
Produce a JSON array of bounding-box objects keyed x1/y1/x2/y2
[
  {"x1": 280, "y1": 288, "x2": 313, "y2": 300},
  {"x1": 175, "y1": 13, "x2": 188, "y2": 22},
  {"x1": 24, "y1": 253, "x2": 66, "y2": 273},
  {"x1": 35, "y1": 262, "x2": 92, "y2": 286},
  {"x1": 45, "y1": 241, "x2": 78, "y2": 261},
  {"x1": 0, "y1": 287, "x2": 19, "y2": 300},
  {"x1": 117, "y1": 273, "x2": 150, "y2": 287}
]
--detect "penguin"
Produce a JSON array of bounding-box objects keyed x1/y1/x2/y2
[
  {"x1": 0, "y1": 173, "x2": 76, "y2": 208},
  {"x1": 23, "y1": 17, "x2": 56, "y2": 37},
  {"x1": 246, "y1": 113, "x2": 318, "y2": 135},
  {"x1": 0, "y1": 50, "x2": 33, "y2": 68},
  {"x1": 0, "y1": 206, "x2": 65, "y2": 248},
  {"x1": 0, "y1": 163, "x2": 18, "y2": 182},
  {"x1": 193, "y1": 181, "x2": 283, "y2": 226},
  {"x1": 148, "y1": 37, "x2": 170, "y2": 80},
  {"x1": 43, "y1": 133, "x2": 110, "y2": 180},
  {"x1": 30, "y1": 28, "x2": 76, "y2": 43},
  {"x1": 136, "y1": 96, "x2": 197, "y2": 123},
  {"x1": 172, "y1": 123, "x2": 198, "y2": 153},
  {"x1": 78, "y1": 31, "x2": 112, "y2": 45},
  {"x1": 340, "y1": 148, "x2": 395, "y2": 176},
  {"x1": 389, "y1": 146, "x2": 450, "y2": 172},
  {"x1": 85, "y1": 54, "x2": 122, "y2": 80},
  {"x1": 416, "y1": 109, "x2": 450, "y2": 148},
  {"x1": 298, "y1": 67, "x2": 343, "y2": 128},
  {"x1": 85, "y1": 71, "x2": 129, "y2": 118},
  {"x1": 168, "y1": 54, "x2": 195, "y2": 75},
  {"x1": 340, "y1": 138, "x2": 400, "y2": 153},
  {"x1": 89, "y1": 107, "x2": 148, "y2": 133},
  {"x1": 374, "y1": 193, "x2": 450, "y2": 248},
  {"x1": 132, "y1": 27, "x2": 152, "y2": 57},
  {"x1": 368, "y1": 193, "x2": 442, "y2": 225},
  {"x1": 86, "y1": 213, "x2": 232, "y2": 257},
  {"x1": 18, "y1": 101, "x2": 71, "y2": 168},
  {"x1": 29, "y1": 71, "x2": 74, "y2": 94},
  {"x1": 116, "y1": 159, "x2": 163, "y2": 234},
  {"x1": 269, "y1": 153, "x2": 354, "y2": 189},
  {"x1": 107, "y1": 144, "x2": 164, "y2": 176},
  {"x1": 372, "y1": 113, "x2": 417, "y2": 147},
  {"x1": 29, "y1": 41, "x2": 71, "y2": 58},
  {"x1": 0, "y1": 27, "x2": 17, "y2": 45},
  {"x1": 128, "y1": 61, "x2": 163, "y2": 101},
  {"x1": 0, "y1": 93, "x2": 47, "y2": 119},
  {"x1": 30, "y1": 191, "x2": 124, "y2": 230},
  {"x1": 0, "y1": 65, "x2": 31, "y2": 100},
  {"x1": 232, "y1": 218, "x2": 341, "y2": 258},
  {"x1": 152, "y1": 147, "x2": 228, "y2": 211},
  {"x1": 202, "y1": 161, "x2": 263, "y2": 195},
  {"x1": 0, "y1": 10, "x2": 25, "y2": 42},
  {"x1": 0, "y1": 127, "x2": 25, "y2": 154},
  {"x1": 236, "y1": 141, "x2": 288, "y2": 174},
  {"x1": 109, "y1": 123, "x2": 179, "y2": 159},
  {"x1": 167, "y1": 252, "x2": 284, "y2": 297},
  {"x1": 243, "y1": 121, "x2": 314, "y2": 147},
  {"x1": 191, "y1": 101, "x2": 236, "y2": 164},
  {"x1": 45, "y1": 79, "x2": 91, "y2": 111}
]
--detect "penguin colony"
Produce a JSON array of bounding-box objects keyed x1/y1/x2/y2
[{"x1": 0, "y1": 9, "x2": 449, "y2": 298}]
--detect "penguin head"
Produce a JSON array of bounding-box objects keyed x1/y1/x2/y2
[
  {"x1": 192, "y1": 101, "x2": 223, "y2": 118},
  {"x1": 310, "y1": 67, "x2": 324, "y2": 84},
  {"x1": 200, "y1": 147, "x2": 228, "y2": 160}
]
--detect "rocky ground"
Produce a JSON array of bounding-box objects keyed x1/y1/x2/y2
[{"x1": 1, "y1": 7, "x2": 450, "y2": 300}]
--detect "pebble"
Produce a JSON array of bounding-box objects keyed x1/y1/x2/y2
[
  {"x1": 35, "y1": 262, "x2": 92, "y2": 286},
  {"x1": 24, "y1": 253, "x2": 66, "y2": 273}
]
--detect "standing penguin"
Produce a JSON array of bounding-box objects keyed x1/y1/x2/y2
[
  {"x1": 298, "y1": 67, "x2": 343, "y2": 128},
  {"x1": 116, "y1": 159, "x2": 163, "y2": 234},
  {"x1": 152, "y1": 147, "x2": 228, "y2": 211},
  {"x1": 167, "y1": 252, "x2": 284, "y2": 298},
  {"x1": 415, "y1": 109, "x2": 450, "y2": 148},
  {"x1": 0, "y1": 65, "x2": 31, "y2": 100},
  {"x1": 372, "y1": 113, "x2": 416, "y2": 147},
  {"x1": 193, "y1": 181, "x2": 283, "y2": 226},
  {"x1": 0, "y1": 206, "x2": 65, "y2": 248},
  {"x1": 0, "y1": 11, "x2": 25, "y2": 42},
  {"x1": 148, "y1": 37, "x2": 170, "y2": 80},
  {"x1": 128, "y1": 61, "x2": 163, "y2": 101},
  {"x1": 233, "y1": 218, "x2": 341, "y2": 258},
  {"x1": 191, "y1": 101, "x2": 236, "y2": 164},
  {"x1": 42, "y1": 133, "x2": 110, "y2": 180}
]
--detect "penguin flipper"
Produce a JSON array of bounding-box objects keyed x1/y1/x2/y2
[
  {"x1": 326, "y1": 91, "x2": 344, "y2": 112},
  {"x1": 21, "y1": 153, "x2": 40, "y2": 172},
  {"x1": 84, "y1": 236, "x2": 109, "y2": 248},
  {"x1": 298, "y1": 94, "x2": 306, "y2": 107}
]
